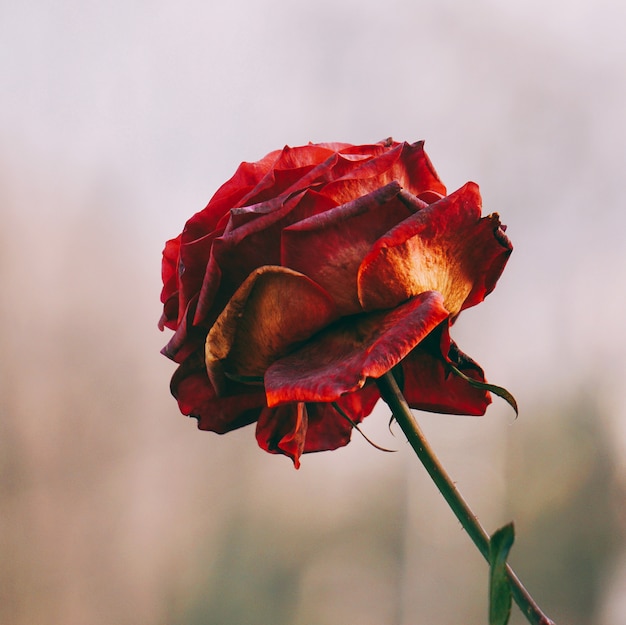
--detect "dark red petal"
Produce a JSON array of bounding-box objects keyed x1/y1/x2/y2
[
  {"x1": 256, "y1": 402, "x2": 308, "y2": 468},
  {"x1": 159, "y1": 235, "x2": 182, "y2": 330},
  {"x1": 281, "y1": 182, "x2": 416, "y2": 315},
  {"x1": 303, "y1": 384, "x2": 380, "y2": 452},
  {"x1": 161, "y1": 294, "x2": 206, "y2": 363},
  {"x1": 169, "y1": 150, "x2": 289, "y2": 323},
  {"x1": 160, "y1": 235, "x2": 181, "y2": 303},
  {"x1": 264, "y1": 291, "x2": 449, "y2": 406},
  {"x1": 159, "y1": 293, "x2": 179, "y2": 332},
  {"x1": 461, "y1": 216, "x2": 513, "y2": 313},
  {"x1": 255, "y1": 384, "x2": 380, "y2": 467},
  {"x1": 178, "y1": 228, "x2": 224, "y2": 325},
  {"x1": 401, "y1": 323, "x2": 491, "y2": 415},
  {"x1": 171, "y1": 350, "x2": 265, "y2": 433},
  {"x1": 182, "y1": 149, "x2": 282, "y2": 242},
  {"x1": 231, "y1": 147, "x2": 386, "y2": 215},
  {"x1": 206, "y1": 266, "x2": 338, "y2": 390},
  {"x1": 358, "y1": 182, "x2": 512, "y2": 315},
  {"x1": 194, "y1": 190, "x2": 339, "y2": 327}
]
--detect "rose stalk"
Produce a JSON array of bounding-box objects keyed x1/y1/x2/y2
[
  {"x1": 159, "y1": 139, "x2": 555, "y2": 624},
  {"x1": 377, "y1": 372, "x2": 554, "y2": 625}
]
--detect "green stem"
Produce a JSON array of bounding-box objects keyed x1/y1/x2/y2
[{"x1": 376, "y1": 372, "x2": 555, "y2": 625}]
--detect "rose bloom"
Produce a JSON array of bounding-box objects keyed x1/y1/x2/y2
[{"x1": 159, "y1": 139, "x2": 512, "y2": 467}]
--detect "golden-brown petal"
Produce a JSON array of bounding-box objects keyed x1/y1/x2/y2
[
  {"x1": 358, "y1": 182, "x2": 511, "y2": 315},
  {"x1": 264, "y1": 291, "x2": 449, "y2": 406},
  {"x1": 205, "y1": 266, "x2": 338, "y2": 393}
]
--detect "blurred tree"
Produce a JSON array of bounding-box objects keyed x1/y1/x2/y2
[{"x1": 506, "y1": 390, "x2": 621, "y2": 625}]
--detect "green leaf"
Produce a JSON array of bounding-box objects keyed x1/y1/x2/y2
[
  {"x1": 489, "y1": 522, "x2": 515, "y2": 625},
  {"x1": 449, "y1": 365, "x2": 518, "y2": 416}
]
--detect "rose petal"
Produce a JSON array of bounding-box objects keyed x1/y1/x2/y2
[
  {"x1": 397, "y1": 141, "x2": 447, "y2": 197},
  {"x1": 401, "y1": 323, "x2": 491, "y2": 415},
  {"x1": 206, "y1": 266, "x2": 338, "y2": 392},
  {"x1": 161, "y1": 294, "x2": 206, "y2": 363},
  {"x1": 319, "y1": 141, "x2": 447, "y2": 206},
  {"x1": 178, "y1": 228, "x2": 225, "y2": 325},
  {"x1": 302, "y1": 384, "x2": 380, "y2": 452},
  {"x1": 182, "y1": 149, "x2": 282, "y2": 242},
  {"x1": 264, "y1": 291, "x2": 449, "y2": 406},
  {"x1": 169, "y1": 149, "x2": 288, "y2": 326},
  {"x1": 194, "y1": 190, "x2": 339, "y2": 327},
  {"x1": 237, "y1": 144, "x2": 338, "y2": 205},
  {"x1": 358, "y1": 182, "x2": 512, "y2": 315},
  {"x1": 256, "y1": 402, "x2": 308, "y2": 468},
  {"x1": 281, "y1": 182, "x2": 416, "y2": 315},
  {"x1": 319, "y1": 138, "x2": 395, "y2": 155},
  {"x1": 255, "y1": 384, "x2": 380, "y2": 467},
  {"x1": 170, "y1": 350, "x2": 265, "y2": 434},
  {"x1": 159, "y1": 236, "x2": 182, "y2": 331}
]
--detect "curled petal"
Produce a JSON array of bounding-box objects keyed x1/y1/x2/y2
[
  {"x1": 256, "y1": 402, "x2": 308, "y2": 469},
  {"x1": 401, "y1": 323, "x2": 491, "y2": 415},
  {"x1": 159, "y1": 236, "x2": 182, "y2": 331},
  {"x1": 319, "y1": 137, "x2": 395, "y2": 155},
  {"x1": 237, "y1": 144, "x2": 340, "y2": 205},
  {"x1": 392, "y1": 140, "x2": 447, "y2": 197},
  {"x1": 182, "y1": 149, "x2": 283, "y2": 242},
  {"x1": 179, "y1": 228, "x2": 224, "y2": 326},
  {"x1": 358, "y1": 182, "x2": 512, "y2": 315},
  {"x1": 206, "y1": 266, "x2": 338, "y2": 392},
  {"x1": 303, "y1": 384, "x2": 380, "y2": 452},
  {"x1": 171, "y1": 350, "x2": 265, "y2": 434},
  {"x1": 194, "y1": 190, "x2": 339, "y2": 326},
  {"x1": 319, "y1": 141, "x2": 447, "y2": 206},
  {"x1": 265, "y1": 291, "x2": 449, "y2": 406},
  {"x1": 256, "y1": 385, "x2": 380, "y2": 467},
  {"x1": 281, "y1": 182, "x2": 415, "y2": 315},
  {"x1": 161, "y1": 294, "x2": 206, "y2": 363}
]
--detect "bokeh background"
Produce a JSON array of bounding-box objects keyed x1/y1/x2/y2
[{"x1": 1, "y1": 0, "x2": 625, "y2": 623}]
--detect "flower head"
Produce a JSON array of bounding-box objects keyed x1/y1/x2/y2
[{"x1": 160, "y1": 139, "x2": 512, "y2": 467}]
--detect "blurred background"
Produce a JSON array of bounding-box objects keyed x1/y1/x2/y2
[{"x1": 1, "y1": 0, "x2": 625, "y2": 623}]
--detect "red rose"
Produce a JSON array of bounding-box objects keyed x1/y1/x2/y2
[{"x1": 159, "y1": 139, "x2": 512, "y2": 467}]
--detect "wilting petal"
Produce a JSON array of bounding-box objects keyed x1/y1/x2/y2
[
  {"x1": 206, "y1": 266, "x2": 338, "y2": 392},
  {"x1": 256, "y1": 385, "x2": 380, "y2": 467},
  {"x1": 391, "y1": 141, "x2": 447, "y2": 198},
  {"x1": 319, "y1": 141, "x2": 447, "y2": 206},
  {"x1": 182, "y1": 149, "x2": 282, "y2": 242},
  {"x1": 171, "y1": 350, "x2": 265, "y2": 434},
  {"x1": 321, "y1": 137, "x2": 395, "y2": 155},
  {"x1": 161, "y1": 294, "x2": 207, "y2": 363},
  {"x1": 237, "y1": 144, "x2": 338, "y2": 205},
  {"x1": 358, "y1": 182, "x2": 512, "y2": 315},
  {"x1": 178, "y1": 228, "x2": 225, "y2": 326},
  {"x1": 256, "y1": 402, "x2": 308, "y2": 468},
  {"x1": 281, "y1": 182, "x2": 416, "y2": 315},
  {"x1": 401, "y1": 323, "x2": 491, "y2": 415},
  {"x1": 194, "y1": 190, "x2": 339, "y2": 326},
  {"x1": 265, "y1": 291, "x2": 449, "y2": 406},
  {"x1": 303, "y1": 384, "x2": 380, "y2": 452},
  {"x1": 158, "y1": 235, "x2": 182, "y2": 331}
]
